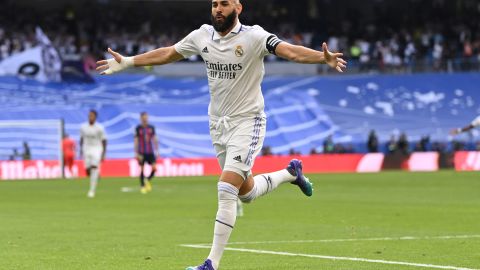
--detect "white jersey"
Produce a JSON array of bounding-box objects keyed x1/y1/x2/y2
[
  {"x1": 472, "y1": 116, "x2": 480, "y2": 127},
  {"x1": 174, "y1": 22, "x2": 281, "y2": 118},
  {"x1": 80, "y1": 122, "x2": 106, "y2": 153}
]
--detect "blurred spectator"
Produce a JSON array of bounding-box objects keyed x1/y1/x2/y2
[
  {"x1": 397, "y1": 133, "x2": 409, "y2": 155},
  {"x1": 432, "y1": 142, "x2": 447, "y2": 153},
  {"x1": 288, "y1": 148, "x2": 301, "y2": 155},
  {"x1": 367, "y1": 130, "x2": 379, "y2": 152},
  {"x1": 323, "y1": 135, "x2": 334, "y2": 153},
  {"x1": 453, "y1": 140, "x2": 466, "y2": 152},
  {"x1": 22, "y1": 141, "x2": 31, "y2": 160},
  {"x1": 261, "y1": 146, "x2": 272, "y2": 156},
  {"x1": 386, "y1": 135, "x2": 397, "y2": 154},
  {"x1": 9, "y1": 148, "x2": 19, "y2": 161},
  {"x1": 419, "y1": 136, "x2": 430, "y2": 152}
]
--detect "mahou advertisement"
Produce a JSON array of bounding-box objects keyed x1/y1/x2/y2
[{"x1": 0, "y1": 153, "x2": 444, "y2": 180}]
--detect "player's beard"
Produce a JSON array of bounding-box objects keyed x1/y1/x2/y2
[{"x1": 211, "y1": 10, "x2": 237, "y2": 33}]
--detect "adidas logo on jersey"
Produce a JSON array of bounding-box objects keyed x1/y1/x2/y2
[
  {"x1": 202, "y1": 47, "x2": 209, "y2": 53},
  {"x1": 233, "y1": 155, "x2": 242, "y2": 162}
]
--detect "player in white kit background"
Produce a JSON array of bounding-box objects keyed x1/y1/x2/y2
[
  {"x1": 96, "y1": 0, "x2": 347, "y2": 268},
  {"x1": 80, "y1": 110, "x2": 107, "y2": 198}
]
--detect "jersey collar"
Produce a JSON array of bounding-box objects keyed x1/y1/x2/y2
[{"x1": 212, "y1": 21, "x2": 243, "y2": 41}]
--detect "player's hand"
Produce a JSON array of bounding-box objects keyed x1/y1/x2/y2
[
  {"x1": 96, "y1": 48, "x2": 134, "y2": 75},
  {"x1": 323, "y1": 42, "x2": 347, "y2": 73},
  {"x1": 136, "y1": 154, "x2": 144, "y2": 162},
  {"x1": 450, "y1": 128, "x2": 461, "y2": 136}
]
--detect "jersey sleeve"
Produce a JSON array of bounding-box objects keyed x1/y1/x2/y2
[
  {"x1": 471, "y1": 116, "x2": 480, "y2": 127},
  {"x1": 251, "y1": 26, "x2": 283, "y2": 57},
  {"x1": 174, "y1": 29, "x2": 201, "y2": 58},
  {"x1": 151, "y1": 126, "x2": 156, "y2": 136}
]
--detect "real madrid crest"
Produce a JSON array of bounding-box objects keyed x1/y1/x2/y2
[{"x1": 235, "y1": 45, "x2": 244, "y2": 57}]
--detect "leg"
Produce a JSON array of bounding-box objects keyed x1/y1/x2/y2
[
  {"x1": 239, "y1": 159, "x2": 313, "y2": 203},
  {"x1": 64, "y1": 156, "x2": 74, "y2": 178},
  {"x1": 187, "y1": 171, "x2": 243, "y2": 270},
  {"x1": 209, "y1": 171, "x2": 243, "y2": 269},
  {"x1": 139, "y1": 164, "x2": 145, "y2": 187},
  {"x1": 146, "y1": 154, "x2": 156, "y2": 192},
  {"x1": 87, "y1": 165, "x2": 99, "y2": 198},
  {"x1": 86, "y1": 152, "x2": 101, "y2": 198},
  {"x1": 236, "y1": 199, "x2": 244, "y2": 217},
  {"x1": 147, "y1": 166, "x2": 156, "y2": 180},
  {"x1": 144, "y1": 154, "x2": 156, "y2": 192},
  {"x1": 187, "y1": 116, "x2": 262, "y2": 270},
  {"x1": 147, "y1": 154, "x2": 157, "y2": 180}
]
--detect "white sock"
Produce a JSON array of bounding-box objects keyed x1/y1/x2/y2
[
  {"x1": 239, "y1": 169, "x2": 295, "y2": 203},
  {"x1": 207, "y1": 182, "x2": 239, "y2": 270},
  {"x1": 89, "y1": 168, "x2": 99, "y2": 193}
]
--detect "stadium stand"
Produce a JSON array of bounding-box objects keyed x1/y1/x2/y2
[
  {"x1": 1, "y1": 0, "x2": 479, "y2": 73},
  {"x1": 1, "y1": 73, "x2": 479, "y2": 159}
]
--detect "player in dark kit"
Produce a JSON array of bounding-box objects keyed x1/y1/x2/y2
[{"x1": 134, "y1": 112, "x2": 159, "y2": 194}]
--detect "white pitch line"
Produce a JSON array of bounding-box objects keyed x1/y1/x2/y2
[
  {"x1": 191, "y1": 235, "x2": 480, "y2": 246},
  {"x1": 227, "y1": 234, "x2": 480, "y2": 245},
  {"x1": 181, "y1": 244, "x2": 479, "y2": 270}
]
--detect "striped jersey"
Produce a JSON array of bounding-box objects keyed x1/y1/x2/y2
[
  {"x1": 174, "y1": 21, "x2": 282, "y2": 118},
  {"x1": 135, "y1": 124, "x2": 156, "y2": 154}
]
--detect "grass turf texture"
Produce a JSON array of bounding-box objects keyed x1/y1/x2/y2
[{"x1": 0, "y1": 171, "x2": 479, "y2": 270}]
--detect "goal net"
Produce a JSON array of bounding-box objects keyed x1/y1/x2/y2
[{"x1": 0, "y1": 119, "x2": 65, "y2": 180}]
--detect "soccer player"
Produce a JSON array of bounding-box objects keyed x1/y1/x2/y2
[
  {"x1": 134, "y1": 112, "x2": 159, "y2": 194},
  {"x1": 96, "y1": 0, "x2": 346, "y2": 268},
  {"x1": 62, "y1": 134, "x2": 76, "y2": 178},
  {"x1": 80, "y1": 110, "x2": 107, "y2": 198},
  {"x1": 450, "y1": 115, "x2": 480, "y2": 136}
]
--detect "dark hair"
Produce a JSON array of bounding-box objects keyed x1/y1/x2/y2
[
  {"x1": 140, "y1": 112, "x2": 148, "y2": 117},
  {"x1": 89, "y1": 109, "x2": 98, "y2": 117}
]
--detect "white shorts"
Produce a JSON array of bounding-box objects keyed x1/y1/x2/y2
[
  {"x1": 83, "y1": 150, "x2": 102, "y2": 168},
  {"x1": 209, "y1": 114, "x2": 266, "y2": 180}
]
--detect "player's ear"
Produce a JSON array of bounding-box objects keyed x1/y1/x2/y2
[{"x1": 236, "y1": 1, "x2": 242, "y2": 14}]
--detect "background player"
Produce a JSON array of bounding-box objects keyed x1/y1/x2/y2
[
  {"x1": 96, "y1": 0, "x2": 346, "y2": 268},
  {"x1": 80, "y1": 110, "x2": 107, "y2": 198},
  {"x1": 62, "y1": 133, "x2": 76, "y2": 178},
  {"x1": 134, "y1": 112, "x2": 159, "y2": 194}
]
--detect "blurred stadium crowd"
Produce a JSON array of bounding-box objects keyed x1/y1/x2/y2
[{"x1": 1, "y1": 0, "x2": 480, "y2": 73}]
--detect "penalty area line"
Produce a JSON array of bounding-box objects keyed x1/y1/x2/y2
[{"x1": 181, "y1": 244, "x2": 479, "y2": 270}]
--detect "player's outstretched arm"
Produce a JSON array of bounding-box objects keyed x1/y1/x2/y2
[
  {"x1": 96, "y1": 47, "x2": 184, "y2": 75},
  {"x1": 275, "y1": 42, "x2": 347, "y2": 72},
  {"x1": 450, "y1": 124, "x2": 475, "y2": 136}
]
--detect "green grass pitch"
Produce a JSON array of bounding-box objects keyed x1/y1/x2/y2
[{"x1": 0, "y1": 171, "x2": 479, "y2": 270}]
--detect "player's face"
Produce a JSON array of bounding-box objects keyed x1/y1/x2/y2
[
  {"x1": 88, "y1": 112, "x2": 97, "y2": 123},
  {"x1": 141, "y1": 114, "x2": 148, "y2": 125},
  {"x1": 211, "y1": 0, "x2": 241, "y2": 33}
]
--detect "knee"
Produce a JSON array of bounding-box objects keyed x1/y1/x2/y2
[{"x1": 218, "y1": 182, "x2": 239, "y2": 200}]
